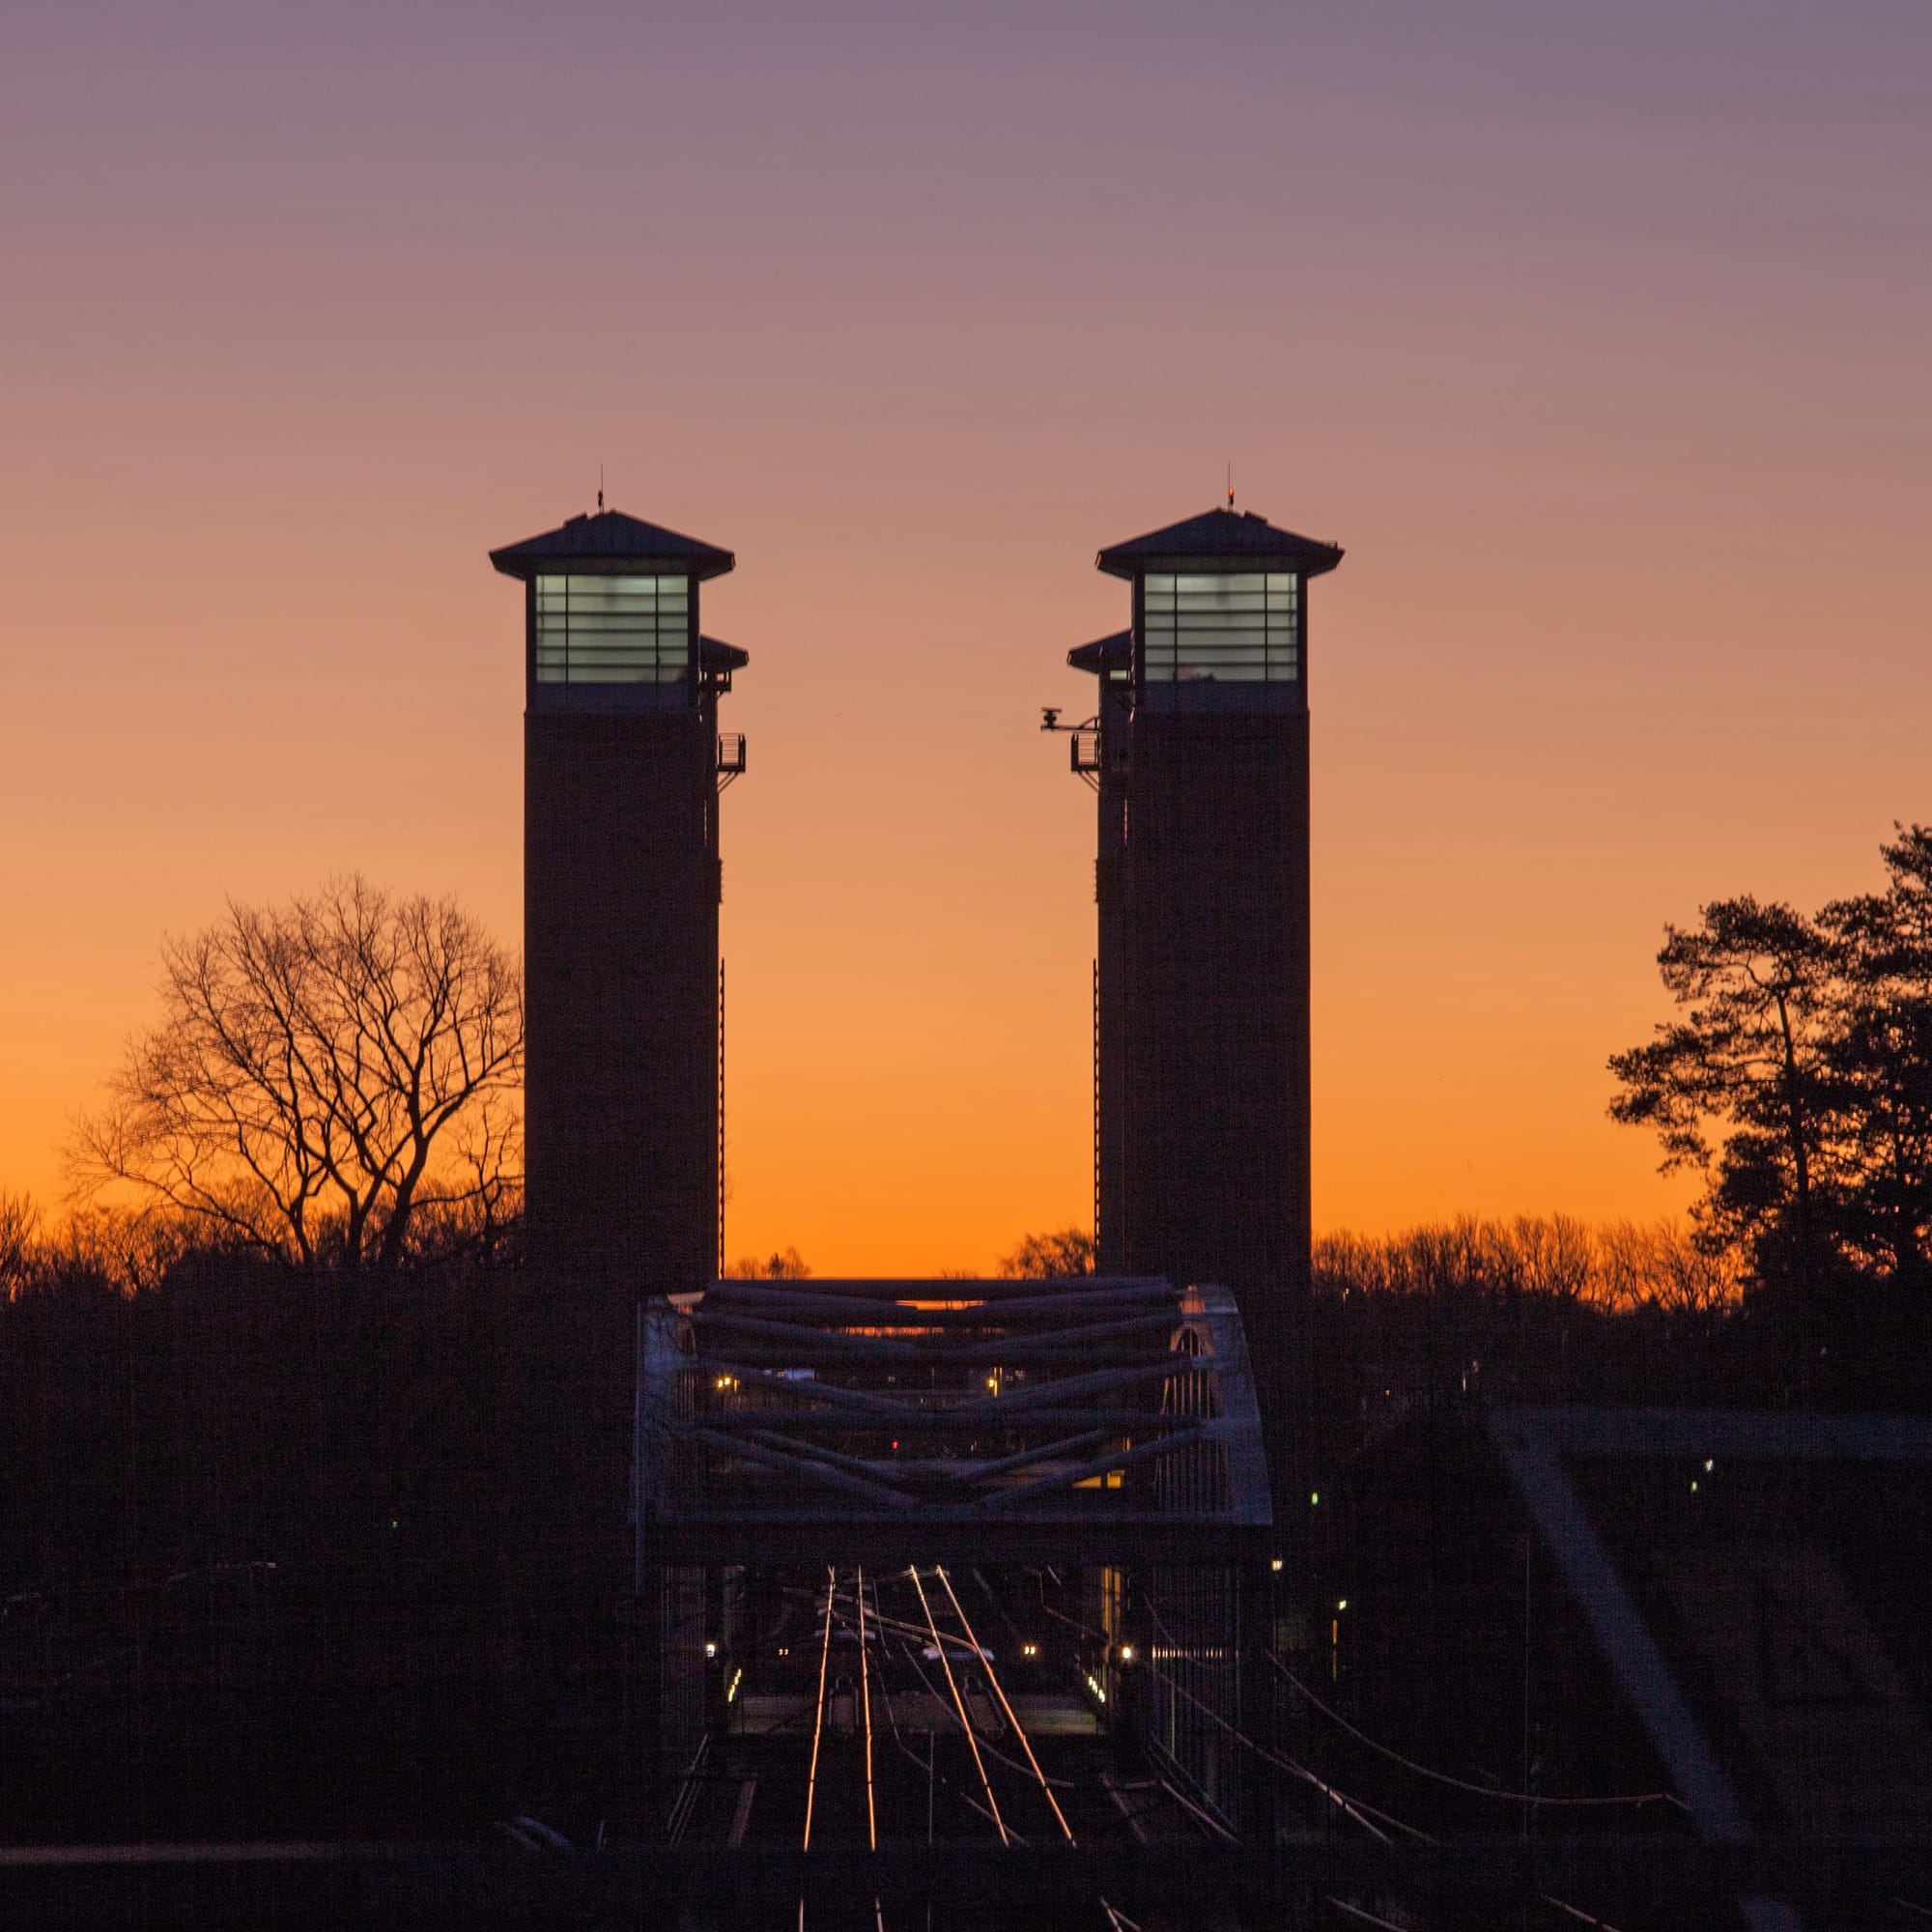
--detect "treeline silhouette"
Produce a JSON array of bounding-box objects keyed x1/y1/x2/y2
[
  {"x1": 1, "y1": 1218, "x2": 515, "y2": 1842},
  {"x1": 7, "y1": 1188, "x2": 1930, "y2": 1844},
  {"x1": 1317, "y1": 1213, "x2": 1737, "y2": 1312}
]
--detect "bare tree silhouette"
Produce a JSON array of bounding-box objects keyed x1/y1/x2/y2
[
  {"x1": 997, "y1": 1226, "x2": 1095, "y2": 1278},
  {"x1": 68, "y1": 877, "x2": 523, "y2": 1268},
  {"x1": 0, "y1": 1189, "x2": 41, "y2": 1296},
  {"x1": 722, "y1": 1247, "x2": 811, "y2": 1279}
]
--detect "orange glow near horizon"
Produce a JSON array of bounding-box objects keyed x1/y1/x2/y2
[{"x1": 2, "y1": 6, "x2": 1927, "y2": 1274}]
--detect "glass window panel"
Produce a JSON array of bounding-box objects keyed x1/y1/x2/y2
[
  {"x1": 1135, "y1": 570, "x2": 1302, "y2": 685},
  {"x1": 1179, "y1": 582, "x2": 1264, "y2": 603},
  {"x1": 530, "y1": 574, "x2": 691, "y2": 686}
]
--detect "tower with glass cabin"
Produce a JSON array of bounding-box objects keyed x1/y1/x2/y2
[
  {"x1": 490, "y1": 506, "x2": 746, "y2": 1768},
  {"x1": 1067, "y1": 505, "x2": 1342, "y2": 1457},
  {"x1": 491, "y1": 508, "x2": 746, "y2": 1298}
]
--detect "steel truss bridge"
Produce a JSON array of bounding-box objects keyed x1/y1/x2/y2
[{"x1": 632, "y1": 1273, "x2": 1280, "y2": 1926}]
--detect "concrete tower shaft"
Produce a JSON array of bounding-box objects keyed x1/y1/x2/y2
[
  {"x1": 1072, "y1": 506, "x2": 1342, "y2": 1457},
  {"x1": 523, "y1": 706, "x2": 719, "y2": 1284},
  {"x1": 491, "y1": 509, "x2": 749, "y2": 1688}
]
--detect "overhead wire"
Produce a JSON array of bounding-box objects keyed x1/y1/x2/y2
[
  {"x1": 803, "y1": 1565, "x2": 836, "y2": 1850},
  {"x1": 1136, "y1": 1619, "x2": 1628, "y2": 1932},
  {"x1": 857, "y1": 1568, "x2": 880, "y2": 1851},
  {"x1": 1154, "y1": 1773, "x2": 1240, "y2": 1844},
  {"x1": 1131, "y1": 1577, "x2": 1671, "y2": 1923},
  {"x1": 1325, "y1": 1898, "x2": 1412, "y2": 1932},
  {"x1": 908, "y1": 1565, "x2": 1009, "y2": 1845},
  {"x1": 865, "y1": 1588, "x2": 1084, "y2": 1791},
  {"x1": 841, "y1": 1569, "x2": 1618, "y2": 1932},
  {"x1": 799, "y1": 1565, "x2": 838, "y2": 1932},
  {"x1": 1124, "y1": 1614, "x2": 1398, "y2": 1844},
  {"x1": 885, "y1": 1646, "x2": 1012, "y2": 1839},
  {"x1": 1152, "y1": 1606, "x2": 1633, "y2": 1932},
  {"x1": 867, "y1": 1613, "x2": 1025, "y2": 1841},
  {"x1": 855, "y1": 1567, "x2": 886, "y2": 1932},
  {"x1": 786, "y1": 1566, "x2": 1629, "y2": 1932},
  {"x1": 861, "y1": 1602, "x2": 1001, "y2": 1660},
  {"x1": 1268, "y1": 1650, "x2": 1688, "y2": 1812},
  {"x1": 1539, "y1": 1896, "x2": 1625, "y2": 1929},
  {"x1": 934, "y1": 1565, "x2": 1077, "y2": 1845},
  {"x1": 861, "y1": 1585, "x2": 996, "y2": 1836},
  {"x1": 797, "y1": 1564, "x2": 1629, "y2": 1932},
  {"x1": 889, "y1": 1625, "x2": 1054, "y2": 1817},
  {"x1": 930, "y1": 1568, "x2": 1140, "y2": 1932}
]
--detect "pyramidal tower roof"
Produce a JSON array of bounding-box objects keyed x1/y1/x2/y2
[
  {"x1": 490, "y1": 508, "x2": 736, "y2": 582},
  {"x1": 1096, "y1": 506, "x2": 1342, "y2": 580}
]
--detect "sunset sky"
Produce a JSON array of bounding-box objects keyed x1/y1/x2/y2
[{"x1": 3, "y1": 2, "x2": 1928, "y2": 1272}]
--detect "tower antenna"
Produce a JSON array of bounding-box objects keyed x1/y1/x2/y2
[
  {"x1": 1227, "y1": 461, "x2": 1235, "y2": 509},
  {"x1": 597, "y1": 463, "x2": 605, "y2": 513}
]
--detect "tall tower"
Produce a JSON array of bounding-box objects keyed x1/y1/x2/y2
[
  {"x1": 1070, "y1": 506, "x2": 1342, "y2": 1458},
  {"x1": 491, "y1": 509, "x2": 746, "y2": 1295},
  {"x1": 491, "y1": 509, "x2": 747, "y2": 1702}
]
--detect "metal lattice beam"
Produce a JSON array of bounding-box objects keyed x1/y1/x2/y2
[{"x1": 635, "y1": 1276, "x2": 1272, "y2": 1571}]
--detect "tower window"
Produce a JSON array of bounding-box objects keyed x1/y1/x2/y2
[
  {"x1": 534, "y1": 575, "x2": 691, "y2": 684},
  {"x1": 1142, "y1": 573, "x2": 1298, "y2": 683}
]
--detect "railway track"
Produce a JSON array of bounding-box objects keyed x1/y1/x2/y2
[{"x1": 684, "y1": 1565, "x2": 1188, "y2": 1931}]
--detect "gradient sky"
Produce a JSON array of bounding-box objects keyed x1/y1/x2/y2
[{"x1": 3, "y1": 2, "x2": 1928, "y2": 1272}]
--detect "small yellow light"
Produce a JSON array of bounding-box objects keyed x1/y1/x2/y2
[
  {"x1": 1119, "y1": 1645, "x2": 1135, "y2": 1664},
  {"x1": 704, "y1": 1640, "x2": 718, "y2": 1660},
  {"x1": 1336, "y1": 1599, "x2": 1348, "y2": 1612},
  {"x1": 986, "y1": 1377, "x2": 999, "y2": 1392},
  {"x1": 1022, "y1": 1642, "x2": 1038, "y2": 1659},
  {"x1": 1270, "y1": 1557, "x2": 1284, "y2": 1573},
  {"x1": 1309, "y1": 1492, "x2": 1320, "y2": 1506}
]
